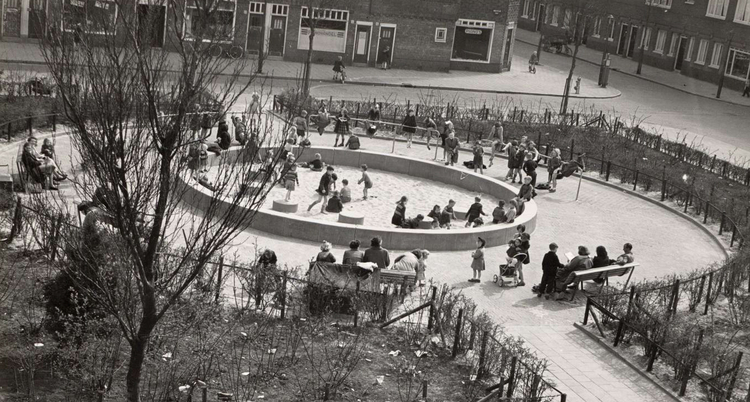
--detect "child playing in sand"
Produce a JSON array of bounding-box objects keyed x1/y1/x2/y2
[
  {"x1": 358, "y1": 164, "x2": 373, "y2": 199},
  {"x1": 308, "y1": 153, "x2": 324, "y2": 171},
  {"x1": 284, "y1": 164, "x2": 299, "y2": 201},
  {"x1": 465, "y1": 196, "x2": 487, "y2": 227},
  {"x1": 427, "y1": 205, "x2": 441, "y2": 229},
  {"x1": 439, "y1": 200, "x2": 457, "y2": 228},
  {"x1": 492, "y1": 200, "x2": 507, "y2": 224},
  {"x1": 325, "y1": 190, "x2": 344, "y2": 213},
  {"x1": 308, "y1": 166, "x2": 336, "y2": 214},
  {"x1": 340, "y1": 179, "x2": 352, "y2": 203}
]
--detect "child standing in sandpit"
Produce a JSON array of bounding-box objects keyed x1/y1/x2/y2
[
  {"x1": 308, "y1": 166, "x2": 336, "y2": 214},
  {"x1": 358, "y1": 164, "x2": 373, "y2": 200},
  {"x1": 439, "y1": 199, "x2": 458, "y2": 228},
  {"x1": 465, "y1": 196, "x2": 487, "y2": 227},
  {"x1": 284, "y1": 164, "x2": 299, "y2": 202}
]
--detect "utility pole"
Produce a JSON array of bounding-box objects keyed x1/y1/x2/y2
[
  {"x1": 636, "y1": 3, "x2": 653, "y2": 75},
  {"x1": 256, "y1": 0, "x2": 268, "y2": 74},
  {"x1": 716, "y1": 31, "x2": 734, "y2": 99},
  {"x1": 535, "y1": 1, "x2": 545, "y2": 64}
]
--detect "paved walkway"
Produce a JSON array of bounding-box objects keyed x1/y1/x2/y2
[
  {"x1": 0, "y1": 39, "x2": 621, "y2": 99},
  {"x1": 515, "y1": 29, "x2": 750, "y2": 108},
  {"x1": 1, "y1": 113, "x2": 725, "y2": 401}
]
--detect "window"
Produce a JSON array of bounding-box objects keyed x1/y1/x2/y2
[
  {"x1": 640, "y1": 27, "x2": 652, "y2": 50},
  {"x1": 530, "y1": 1, "x2": 537, "y2": 20},
  {"x1": 648, "y1": 0, "x2": 672, "y2": 8},
  {"x1": 654, "y1": 29, "x2": 667, "y2": 53},
  {"x1": 685, "y1": 37, "x2": 694, "y2": 60},
  {"x1": 63, "y1": 0, "x2": 117, "y2": 34},
  {"x1": 451, "y1": 19, "x2": 494, "y2": 63},
  {"x1": 522, "y1": 0, "x2": 530, "y2": 17},
  {"x1": 706, "y1": 0, "x2": 729, "y2": 18},
  {"x1": 709, "y1": 43, "x2": 723, "y2": 67},
  {"x1": 592, "y1": 16, "x2": 601, "y2": 37},
  {"x1": 435, "y1": 27, "x2": 447, "y2": 43},
  {"x1": 725, "y1": 48, "x2": 750, "y2": 80},
  {"x1": 667, "y1": 33, "x2": 677, "y2": 56},
  {"x1": 608, "y1": 20, "x2": 616, "y2": 40},
  {"x1": 562, "y1": 9, "x2": 572, "y2": 28},
  {"x1": 551, "y1": 5, "x2": 560, "y2": 26},
  {"x1": 735, "y1": 0, "x2": 750, "y2": 24},
  {"x1": 695, "y1": 39, "x2": 708, "y2": 64},
  {"x1": 184, "y1": 0, "x2": 236, "y2": 41},
  {"x1": 297, "y1": 7, "x2": 349, "y2": 53}
]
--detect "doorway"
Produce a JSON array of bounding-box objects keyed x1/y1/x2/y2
[
  {"x1": 536, "y1": 4, "x2": 545, "y2": 31},
  {"x1": 268, "y1": 15, "x2": 286, "y2": 56},
  {"x1": 503, "y1": 28, "x2": 514, "y2": 69},
  {"x1": 353, "y1": 23, "x2": 372, "y2": 64},
  {"x1": 626, "y1": 26, "x2": 638, "y2": 58},
  {"x1": 617, "y1": 24, "x2": 628, "y2": 56},
  {"x1": 246, "y1": 13, "x2": 264, "y2": 54},
  {"x1": 674, "y1": 36, "x2": 687, "y2": 71},
  {"x1": 137, "y1": 4, "x2": 165, "y2": 47},
  {"x1": 2, "y1": 0, "x2": 21, "y2": 38},
  {"x1": 376, "y1": 25, "x2": 396, "y2": 66},
  {"x1": 27, "y1": 0, "x2": 46, "y2": 39}
]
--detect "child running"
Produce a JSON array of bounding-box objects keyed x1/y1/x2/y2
[
  {"x1": 308, "y1": 166, "x2": 336, "y2": 214},
  {"x1": 358, "y1": 164, "x2": 373, "y2": 199}
]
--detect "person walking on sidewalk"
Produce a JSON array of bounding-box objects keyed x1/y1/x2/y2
[{"x1": 743, "y1": 77, "x2": 750, "y2": 97}]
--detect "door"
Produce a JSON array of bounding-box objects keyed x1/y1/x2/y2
[
  {"x1": 137, "y1": 5, "x2": 165, "y2": 47},
  {"x1": 581, "y1": 16, "x2": 591, "y2": 45},
  {"x1": 536, "y1": 4, "x2": 545, "y2": 31},
  {"x1": 268, "y1": 15, "x2": 285, "y2": 56},
  {"x1": 626, "y1": 26, "x2": 638, "y2": 58},
  {"x1": 353, "y1": 24, "x2": 371, "y2": 63},
  {"x1": 28, "y1": 0, "x2": 46, "y2": 39},
  {"x1": 3, "y1": 0, "x2": 21, "y2": 37},
  {"x1": 246, "y1": 14, "x2": 264, "y2": 54},
  {"x1": 617, "y1": 24, "x2": 628, "y2": 56},
  {"x1": 503, "y1": 28, "x2": 514, "y2": 69},
  {"x1": 377, "y1": 26, "x2": 395, "y2": 65},
  {"x1": 674, "y1": 36, "x2": 686, "y2": 71}
]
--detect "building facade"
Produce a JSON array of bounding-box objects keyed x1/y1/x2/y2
[
  {"x1": 517, "y1": 0, "x2": 750, "y2": 91},
  {"x1": 0, "y1": 0, "x2": 522, "y2": 73}
]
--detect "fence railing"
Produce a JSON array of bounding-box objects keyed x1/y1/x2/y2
[{"x1": 8, "y1": 197, "x2": 567, "y2": 402}]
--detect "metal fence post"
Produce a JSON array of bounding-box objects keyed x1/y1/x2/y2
[
  {"x1": 427, "y1": 286, "x2": 437, "y2": 330},
  {"x1": 633, "y1": 170, "x2": 639, "y2": 191},
  {"x1": 452, "y1": 308, "x2": 464, "y2": 358},
  {"x1": 477, "y1": 331, "x2": 490, "y2": 379},
  {"x1": 280, "y1": 271, "x2": 288, "y2": 319}
]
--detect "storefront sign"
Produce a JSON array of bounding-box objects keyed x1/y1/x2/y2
[{"x1": 465, "y1": 28, "x2": 482, "y2": 35}]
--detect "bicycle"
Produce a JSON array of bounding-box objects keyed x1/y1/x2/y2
[{"x1": 208, "y1": 44, "x2": 245, "y2": 59}]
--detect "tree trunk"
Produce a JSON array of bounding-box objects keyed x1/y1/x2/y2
[
  {"x1": 125, "y1": 298, "x2": 157, "y2": 402},
  {"x1": 303, "y1": 28, "x2": 315, "y2": 98},
  {"x1": 561, "y1": 21, "x2": 582, "y2": 115}
]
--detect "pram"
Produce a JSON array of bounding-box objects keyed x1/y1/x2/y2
[
  {"x1": 493, "y1": 253, "x2": 527, "y2": 287},
  {"x1": 366, "y1": 123, "x2": 378, "y2": 136}
]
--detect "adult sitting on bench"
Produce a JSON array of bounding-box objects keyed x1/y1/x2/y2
[
  {"x1": 23, "y1": 136, "x2": 60, "y2": 190},
  {"x1": 552, "y1": 245, "x2": 592, "y2": 300}
]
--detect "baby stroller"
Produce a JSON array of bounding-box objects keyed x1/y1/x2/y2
[
  {"x1": 493, "y1": 253, "x2": 527, "y2": 287},
  {"x1": 366, "y1": 123, "x2": 378, "y2": 136}
]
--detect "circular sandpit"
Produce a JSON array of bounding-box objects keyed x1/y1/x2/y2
[{"x1": 178, "y1": 146, "x2": 537, "y2": 251}]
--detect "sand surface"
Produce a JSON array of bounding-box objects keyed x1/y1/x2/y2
[{"x1": 211, "y1": 164, "x2": 503, "y2": 228}]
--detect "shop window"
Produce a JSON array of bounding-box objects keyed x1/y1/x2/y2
[
  {"x1": 297, "y1": 6, "x2": 349, "y2": 53},
  {"x1": 725, "y1": 48, "x2": 750, "y2": 80},
  {"x1": 184, "y1": 1, "x2": 236, "y2": 41},
  {"x1": 63, "y1": 0, "x2": 117, "y2": 34},
  {"x1": 451, "y1": 19, "x2": 494, "y2": 63}
]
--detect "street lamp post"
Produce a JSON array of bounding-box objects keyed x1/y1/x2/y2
[
  {"x1": 636, "y1": 4, "x2": 653, "y2": 75},
  {"x1": 606, "y1": 15, "x2": 614, "y2": 56},
  {"x1": 716, "y1": 31, "x2": 734, "y2": 99}
]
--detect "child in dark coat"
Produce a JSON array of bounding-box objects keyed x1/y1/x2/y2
[
  {"x1": 465, "y1": 196, "x2": 487, "y2": 227},
  {"x1": 540, "y1": 243, "x2": 564, "y2": 298}
]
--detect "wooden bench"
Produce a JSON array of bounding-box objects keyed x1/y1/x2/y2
[
  {"x1": 374, "y1": 268, "x2": 417, "y2": 298},
  {"x1": 568, "y1": 262, "x2": 639, "y2": 301}
]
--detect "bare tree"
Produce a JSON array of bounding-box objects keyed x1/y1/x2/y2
[
  {"x1": 299, "y1": 0, "x2": 334, "y2": 97},
  {"x1": 557, "y1": 0, "x2": 602, "y2": 115},
  {"x1": 35, "y1": 0, "x2": 285, "y2": 400}
]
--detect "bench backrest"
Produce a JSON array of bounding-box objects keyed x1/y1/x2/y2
[
  {"x1": 377, "y1": 269, "x2": 417, "y2": 286},
  {"x1": 573, "y1": 263, "x2": 639, "y2": 281}
]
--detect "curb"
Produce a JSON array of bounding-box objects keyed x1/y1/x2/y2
[
  {"x1": 0, "y1": 57, "x2": 622, "y2": 100},
  {"x1": 516, "y1": 38, "x2": 750, "y2": 109},
  {"x1": 573, "y1": 322, "x2": 681, "y2": 402}
]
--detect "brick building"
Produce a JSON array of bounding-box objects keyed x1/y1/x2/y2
[
  {"x1": 0, "y1": 0, "x2": 521, "y2": 73},
  {"x1": 516, "y1": 0, "x2": 750, "y2": 91}
]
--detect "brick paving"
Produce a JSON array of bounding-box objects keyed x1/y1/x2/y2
[{"x1": 0, "y1": 111, "x2": 725, "y2": 402}]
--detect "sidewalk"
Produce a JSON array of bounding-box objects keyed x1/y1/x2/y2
[
  {"x1": 0, "y1": 39, "x2": 620, "y2": 100},
  {"x1": 515, "y1": 29, "x2": 750, "y2": 107}
]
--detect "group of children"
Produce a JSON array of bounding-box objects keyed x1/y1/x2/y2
[
  {"x1": 289, "y1": 159, "x2": 373, "y2": 214},
  {"x1": 390, "y1": 194, "x2": 526, "y2": 230}
]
